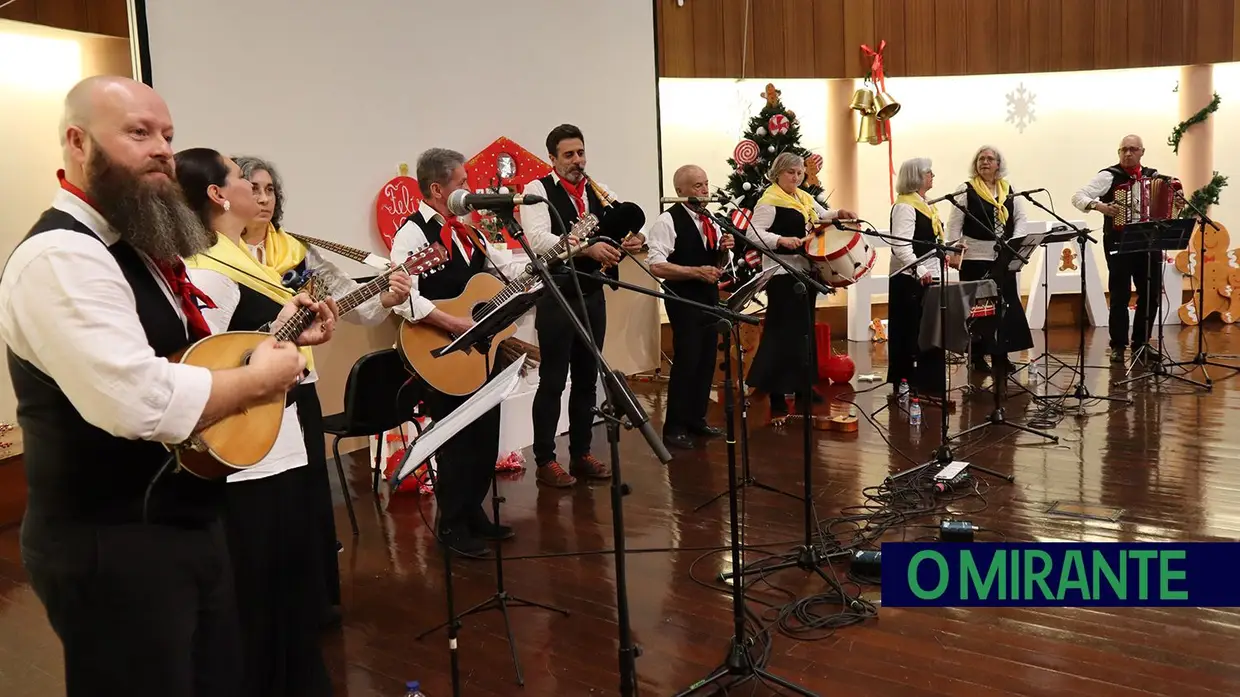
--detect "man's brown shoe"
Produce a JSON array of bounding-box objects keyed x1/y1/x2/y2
[
  {"x1": 570, "y1": 454, "x2": 611, "y2": 480},
  {"x1": 535, "y1": 461, "x2": 576, "y2": 488}
]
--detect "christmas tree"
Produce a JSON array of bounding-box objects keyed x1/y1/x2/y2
[{"x1": 725, "y1": 83, "x2": 825, "y2": 209}]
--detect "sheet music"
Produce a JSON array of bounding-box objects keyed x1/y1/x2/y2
[{"x1": 393, "y1": 356, "x2": 527, "y2": 481}]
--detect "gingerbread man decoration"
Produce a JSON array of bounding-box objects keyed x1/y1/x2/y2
[
  {"x1": 761, "y1": 83, "x2": 781, "y2": 108},
  {"x1": 1059, "y1": 247, "x2": 1077, "y2": 271},
  {"x1": 805, "y1": 154, "x2": 822, "y2": 188},
  {"x1": 1173, "y1": 219, "x2": 1240, "y2": 324}
]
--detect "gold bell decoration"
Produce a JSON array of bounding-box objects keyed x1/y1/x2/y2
[
  {"x1": 849, "y1": 87, "x2": 875, "y2": 113},
  {"x1": 856, "y1": 110, "x2": 883, "y2": 145},
  {"x1": 873, "y1": 89, "x2": 901, "y2": 120}
]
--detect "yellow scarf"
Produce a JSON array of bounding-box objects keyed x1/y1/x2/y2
[
  {"x1": 895, "y1": 193, "x2": 944, "y2": 240},
  {"x1": 255, "y1": 223, "x2": 308, "y2": 275},
  {"x1": 969, "y1": 177, "x2": 1010, "y2": 227},
  {"x1": 185, "y1": 232, "x2": 314, "y2": 370},
  {"x1": 756, "y1": 183, "x2": 819, "y2": 225}
]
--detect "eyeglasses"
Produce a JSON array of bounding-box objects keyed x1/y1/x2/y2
[{"x1": 1119, "y1": 147, "x2": 1143, "y2": 153}]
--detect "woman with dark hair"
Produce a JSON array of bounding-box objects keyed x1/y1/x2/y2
[
  {"x1": 175, "y1": 147, "x2": 336, "y2": 697},
  {"x1": 233, "y1": 155, "x2": 410, "y2": 626}
]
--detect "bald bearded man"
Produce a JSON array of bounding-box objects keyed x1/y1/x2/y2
[
  {"x1": 1072, "y1": 135, "x2": 1163, "y2": 363},
  {"x1": 648, "y1": 165, "x2": 734, "y2": 449},
  {"x1": 0, "y1": 76, "x2": 334, "y2": 696}
]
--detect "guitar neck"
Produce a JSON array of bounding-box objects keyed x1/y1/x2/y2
[{"x1": 287, "y1": 232, "x2": 372, "y2": 264}]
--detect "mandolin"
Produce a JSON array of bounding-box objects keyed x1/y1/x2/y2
[
  {"x1": 170, "y1": 243, "x2": 449, "y2": 479},
  {"x1": 397, "y1": 213, "x2": 599, "y2": 396}
]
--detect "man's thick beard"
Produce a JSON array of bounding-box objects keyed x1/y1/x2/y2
[{"x1": 85, "y1": 146, "x2": 215, "y2": 263}]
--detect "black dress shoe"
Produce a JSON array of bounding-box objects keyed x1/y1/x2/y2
[
  {"x1": 438, "y1": 527, "x2": 491, "y2": 558},
  {"x1": 689, "y1": 425, "x2": 724, "y2": 438},
  {"x1": 469, "y1": 515, "x2": 515, "y2": 541},
  {"x1": 664, "y1": 432, "x2": 695, "y2": 450}
]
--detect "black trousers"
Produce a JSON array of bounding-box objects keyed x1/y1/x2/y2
[
  {"x1": 533, "y1": 288, "x2": 606, "y2": 466},
  {"x1": 958, "y1": 259, "x2": 1034, "y2": 357},
  {"x1": 886, "y1": 273, "x2": 946, "y2": 395},
  {"x1": 292, "y1": 383, "x2": 341, "y2": 609},
  {"x1": 664, "y1": 298, "x2": 720, "y2": 436},
  {"x1": 424, "y1": 380, "x2": 501, "y2": 529},
  {"x1": 1105, "y1": 245, "x2": 1163, "y2": 349},
  {"x1": 21, "y1": 516, "x2": 241, "y2": 697},
  {"x1": 748, "y1": 273, "x2": 816, "y2": 396},
  {"x1": 224, "y1": 467, "x2": 332, "y2": 697}
]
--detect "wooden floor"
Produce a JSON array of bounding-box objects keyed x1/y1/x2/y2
[{"x1": 5, "y1": 324, "x2": 1240, "y2": 696}]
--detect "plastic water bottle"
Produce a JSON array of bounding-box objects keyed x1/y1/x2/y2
[
  {"x1": 404, "y1": 681, "x2": 426, "y2": 697},
  {"x1": 897, "y1": 379, "x2": 910, "y2": 408},
  {"x1": 909, "y1": 398, "x2": 922, "y2": 427}
]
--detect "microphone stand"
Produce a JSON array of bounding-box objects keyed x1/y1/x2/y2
[
  {"x1": 1168, "y1": 194, "x2": 1240, "y2": 385},
  {"x1": 1018, "y1": 191, "x2": 1131, "y2": 410},
  {"x1": 498, "y1": 203, "x2": 670, "y2": 697},
  {"x1": 938, "y1": 192, "x2": 1057, "y2": 446},
  {"x1": 701, "y1": 208, "x2": 843, "y2": 586}
]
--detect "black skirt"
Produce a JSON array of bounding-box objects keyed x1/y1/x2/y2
[
  {"x1": 747, "y1": 273, "x2": 817, "y2": 396},
  {"x1": 292, "y1": 382, "x2": 341, "y2": 609},
  {"x1": 224, "y1": 466, "x2": 333, "y2": 697},
  {"x1": 958, "y1": 259, "x2": 1034, "y2": 355},
  {"x1": 886, "y1": 273, "x2": 945, "y2": 395}
]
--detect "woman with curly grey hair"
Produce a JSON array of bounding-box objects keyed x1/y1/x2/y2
[{"x1": 945, "y1": 145, "x2": 1033, "y2": 375}]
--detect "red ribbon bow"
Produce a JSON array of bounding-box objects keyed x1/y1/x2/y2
[
  {"x1": 697, "y1": 212, "x2": 719, "y2": 249},
  {"x1": 440, "y1": 217, "x2": 475, "y2": 259}
]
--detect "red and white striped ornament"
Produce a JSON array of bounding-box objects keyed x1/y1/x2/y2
[
  {"x1": 767, "y1": 114, "x2": 790, "y2": 135},
  {"x1": 733, "y1": 139, "x2": 759, "y2": 165}
]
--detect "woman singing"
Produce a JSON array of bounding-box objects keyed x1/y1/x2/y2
[
  {"x1": 887, "y1": 157, "x2": 946, "y2": 397},
  {"x1": 746, "y1": 152, "x2": 856, "y2": 417},
  {"x1": 234, "y1": 155, "x2": 410, "y2": 627},
  {"x1": 176, "y1": 148, "x2": 338, "y2": 697},
  {"x1": 946, "y1": 145, "x2": 1033, "y2": 374}
]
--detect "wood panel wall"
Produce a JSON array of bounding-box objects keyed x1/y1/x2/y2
[
  {"x1": 657, "y1": 0, "x2": 1240, "y2": 79},
  {"x1": 0, "y1": 0, "x2": 130, "y2": 38}
]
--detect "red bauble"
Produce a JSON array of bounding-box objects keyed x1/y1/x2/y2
[
  {"x1": 374, "y1": 176, "x2": 422, "y2": 250},
  {"x1": 824, "y1": 354, "x2": 856, "y2": 384}
]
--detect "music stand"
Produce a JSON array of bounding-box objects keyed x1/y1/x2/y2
[
  {"x1": 694, "y1": 267, "x2": 800, "y2": 512},
  {"x1": 1022, "y1": 227, "x2": 1082, "y2": 385},
  {"x1": 1111, "y1": 217, "x2": 1204, "y2": 390},
  {"x1": 416, "y1": 293, "x2": 573, "y2": 688}
]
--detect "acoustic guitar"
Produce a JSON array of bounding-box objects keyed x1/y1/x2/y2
[
  {"x1": 397, "y1": 213, "x2": 600, "y2": 396},
  {"x1": 170, "y1": 243, "x2": 448, "y2": 479}
]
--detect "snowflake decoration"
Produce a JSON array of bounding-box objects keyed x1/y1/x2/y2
[{"x1": 1005, "y1": 83, "x2": 1037, "y2": 134}]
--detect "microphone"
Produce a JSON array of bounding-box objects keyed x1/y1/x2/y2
[
  {"x1": 660, "y1": 195, "x2": 728, "y2": 205},
  {"x1": 925, "y1": 191, "x2": 964, "y2": 205},
  {"x1": 446, "y1": 189, "x2": 545, "y2": 216},
  {"x1": 1009, "y1": 187, "x2": 1046, "y2": 198}
]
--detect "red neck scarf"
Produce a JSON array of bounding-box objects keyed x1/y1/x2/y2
[
  {"x1": 695, "y1": 210, "x2": 719, "y2": 249},
  {"x1": 559, "y1": 175, "x2": 587, "y2": 216},
  {"x1": 440, "y1": 216, "x2": 475, "y2": 259},
  {"x1": 56, "y1": 170, "x2": 216, "y2": 341}
]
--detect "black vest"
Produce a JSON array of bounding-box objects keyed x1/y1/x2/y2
[
  {"x1": 961, "y1": 184, "x2": 1017, "y2": 241},
  {"x1": 7, "y1": 208, "x2": 224, "y2": 526},
  {"x1": 539, "y1": 174, "x2": 615, "y2": 294},
  {"x1": 664, "y1": 205, "x2": 721, "y2": 304},
  {"x1": 767, "y1": 206, "x2": 810, "y2": 256},
  {"x1": 1098, "y1": 164, "x2": 1159, "y2": 239},
  {"x1": 403, "y1": 210, "x2": 489, "y2": 302},
  {"x1": 889, "y1": 205, "x2": 938, "y2": 273}
]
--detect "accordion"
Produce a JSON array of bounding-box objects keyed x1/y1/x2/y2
[{"x1": 1112, "y1": 176, "x2": 1184, "y2": 229}]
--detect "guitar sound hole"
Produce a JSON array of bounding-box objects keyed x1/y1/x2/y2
[{"x1": 241, "y1": 350, "x2": 253, "y2": 366}]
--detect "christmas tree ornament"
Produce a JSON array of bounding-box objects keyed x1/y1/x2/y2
[
  {"x1": 857, "y1": 111, "x2": 882, "y2": 145},
  {"x1": 767, "y1": 145, "x2": 776, "y2": 153},
  {"x1": 724, "y1": 81, "x2": 823, "y2": 207},
  {"x1": 756, "y1": 126, "x2": 767, "y2": 136},
  {"x1": 767, "y1": 114, "x2": 790, "y2": 135},
  {"x1": 374, "y1": 163, "x2": 422, "y2": 250},
  {"x1": 861, "y1": 40, "x2": 898, "y2": 203},
  {"x1": 874, "y1": 90, "x2": 901, "y2": 120},
  {"x1": 733, "y1": 139, "x2": 759, "y2": 165},
  {"x1": 849, "y1": 88, "x2": 875, "y2": 112},
  {"x1": 761, "y1": 83, "x2": 781, "y2": 108}
]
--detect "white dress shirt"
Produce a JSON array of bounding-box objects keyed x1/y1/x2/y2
[
  {"x1": 746, "y1": 200, "x2": 838, "y2": 276},
  {"x1": 185, "y1": 266, "x2": 310, "y2": 483},
  {"x1": 388, "y1": 199, "x2": 526, "y2": 323},
  {"x1": 1072, "y1": 168, "x2": 1150, "y2": 217},
  {"x1": 520, "y1": 173, "x2": 628, "y2": 250},
  {"x1": 0, "y1": 190, "x2": 212, "y2": 444},
  {"x1": 248, "y1": 241, "x2": 389, "y2": 325},
  {"x1": 646, "y1": 204, "x2": 732, "y2": 267},
  {"x1": 888, "y1": 201, "x2": 939, "y2": 279},
  {"x1": 945, "y1": 182, "x2": 1029, "y2": 262}
]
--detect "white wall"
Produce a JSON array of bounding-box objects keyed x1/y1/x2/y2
[
  {"x1": 142, "y1": 0, "x2": 662, "y2": 373},
  {"x1": 0, "y1": 20, "x2": 133, "y2": 422}
]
